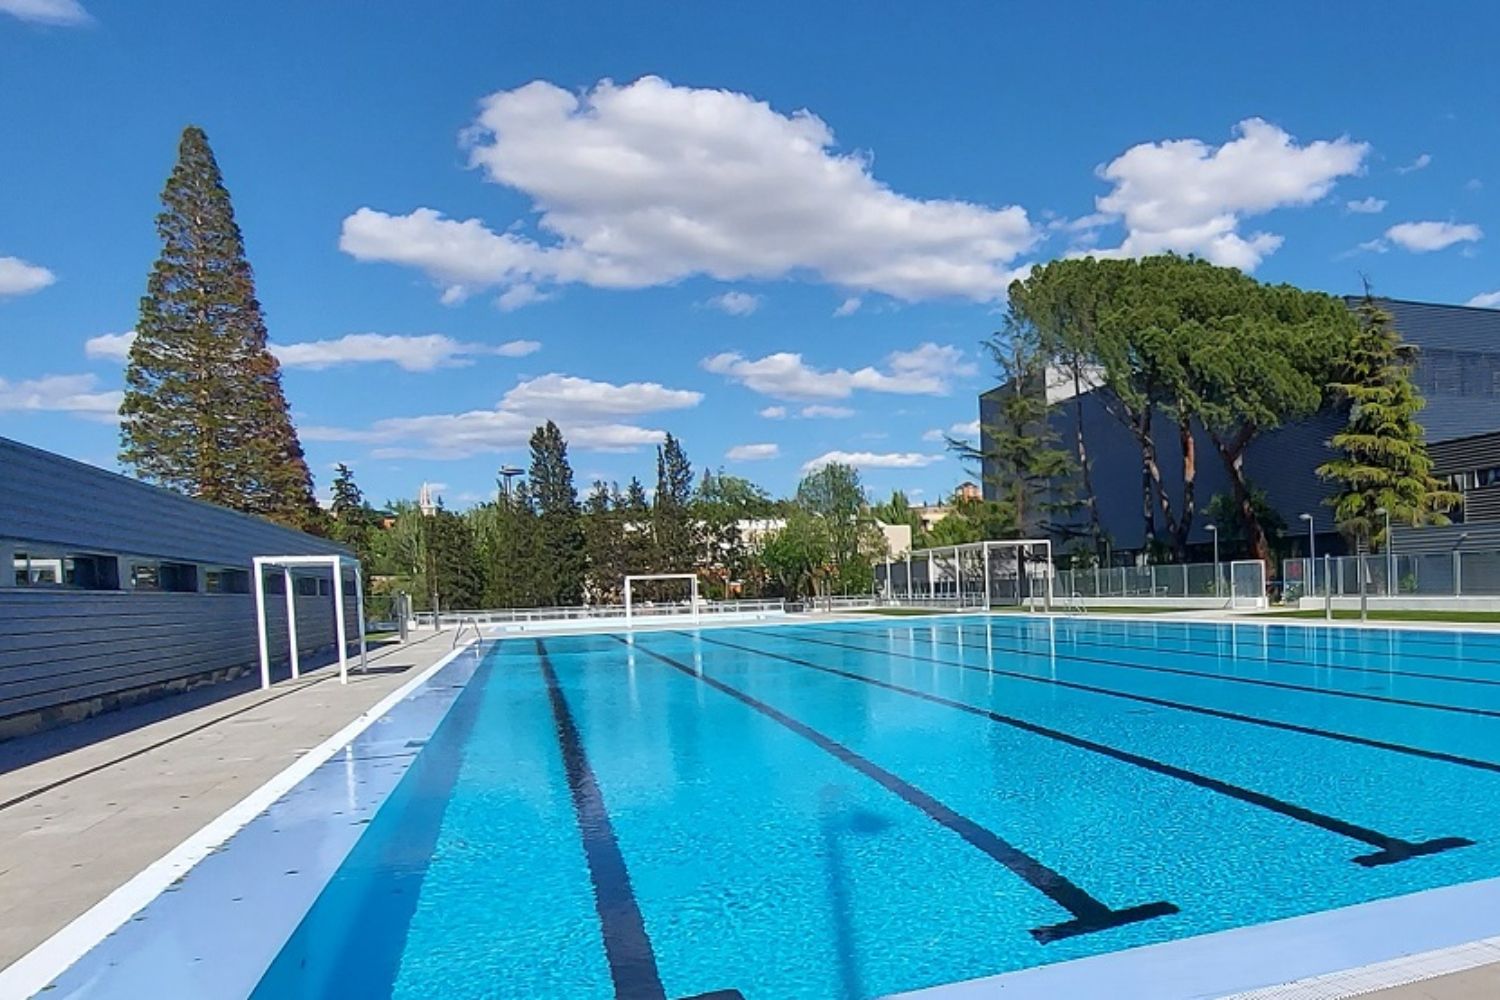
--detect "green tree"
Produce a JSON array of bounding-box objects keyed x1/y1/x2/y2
[
  {"x1": 1317, "y1": 297, "x2": 1459, "y2": 548},
  {"x1": 955, "y1": 315, "x2": 1075, "y2": 539},
  {"x1": 120, "y1": 125, "x2": 317, "y2": 531},
  {"x1": 870, "y1": 490, "x2": 923, "y2": 537},
  {"x1": 695, "y1": 471, "x2": 776, "y2": 598},
  {"x1": 528, "y1": 422, "x2": 586, "y2": 605},
  {"x1": 582, "y1": 481, "x2": 627, "y2": 603},
  {"x1": 794, "y1": 462, "x2": 886, "y2": 592},
  {"x1": 652, "y1": 433, "x2": 697, "y2": 574},
  {"x1": 424, "y1": 507, "x2": 483, "y2": 611},
  {"x1": 620, "y1": 477, "x2": 655, "y2": 577},
  {"x1": 759, "y1": 508, "x2": 830, "y2": 600},
  {"x1": 471, "y1": 482, "x2": 542, "y2": 610}
]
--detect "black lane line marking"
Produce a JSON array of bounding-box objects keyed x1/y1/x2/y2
[
  {"x1": 682, "y1": 632, "x2": 1471, "y2": 868},
  {"x1": 778, "y1": 626, "x2": 1500, "y2": 777},
  {"x1": 537, "y1": 639, "x2": 667, "y2": 1000},
  {"x1": 813, "y1": 623, "x2": 1500, "y2": 721},
  {"x1": 613, "y1": 635, "x2": 1177, "y2": 943},
  {"x1": 973, "y1": 621, "x2": 1500, "y2": 690}
]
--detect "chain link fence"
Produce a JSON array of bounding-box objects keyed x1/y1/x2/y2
[{"x1": 1283, "y1": 552, "x2": 1500, "y2": 599}]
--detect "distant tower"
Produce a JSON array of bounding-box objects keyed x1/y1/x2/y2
[{"x1": 418, "y1": 482, "x2": 439, "y2": 517}]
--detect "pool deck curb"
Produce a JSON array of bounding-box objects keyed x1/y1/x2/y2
[{"x1": 0, "y1": 637, "x2": 478, "y2": 1000}]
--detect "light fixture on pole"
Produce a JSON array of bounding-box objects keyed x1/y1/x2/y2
[
  {"x1": 498, "y1": 465, "x2": 524, "y2": 499},
  {"x1": 1299, "y1": 513, "x2": 1316, "y2": 596},
  {"x1": 1375, "y1": 506, "x2": 1393, "y2": 594},
  {"x1": 1206, "y1": 524, "x2": 1220, "y2": 598}
]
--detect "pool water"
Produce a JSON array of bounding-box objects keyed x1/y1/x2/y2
[{"x1": 251, "y1": 615, "x2": 1500, "y2": 998}]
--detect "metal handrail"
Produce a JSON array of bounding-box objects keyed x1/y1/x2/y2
[
  {"x1": 1066, "y1": 591, "x2": 1087, "y2": 615},
  {"x1": 452, "y1": 616, "x2": 483, "y2": 650}
]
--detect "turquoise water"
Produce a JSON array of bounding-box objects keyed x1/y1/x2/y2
[{"x1": 252, "y1": 616, "x2": 1500, "y2": 999}]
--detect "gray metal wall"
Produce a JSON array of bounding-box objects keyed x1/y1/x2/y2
[{"x1": 0, "y1": 435, "x2": 352, "y2": 738}]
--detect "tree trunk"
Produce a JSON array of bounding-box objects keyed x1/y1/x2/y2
[
  {"x1": 1214, "y1": 430, "x2": 1270, "y2": 566},
  {"x1": 1173, "y1": 415, "x2": 1197, "y2": 561},
  {"x1": 1137, "y1": 409, "x2": 1158, "y2": 553},
  {"x1": 1070, "y1": 362, "x2": 1105, "y2": 559}
]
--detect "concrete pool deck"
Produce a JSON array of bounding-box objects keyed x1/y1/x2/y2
[{"x1": 5, "y1": 611, "x2": 1500, "y2": 998}]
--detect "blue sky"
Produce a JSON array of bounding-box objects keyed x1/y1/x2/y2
[{"x1": 2, "y1": 1, "x2": 1496, "y2": 510}]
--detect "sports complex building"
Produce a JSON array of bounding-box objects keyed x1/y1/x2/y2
[{"x1": 979, "y1": 298, "x2": 1500, "y2": 567}]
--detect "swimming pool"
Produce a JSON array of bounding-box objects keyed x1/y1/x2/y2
[{"x1": 38, "y1": 614, "x2": 1500, "y2": 998}]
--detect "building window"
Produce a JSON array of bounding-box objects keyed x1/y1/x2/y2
[
  {"x1": 296, "y1": 576, "x2": 320, "y2": 597},
  {"x1": 131, "y1": 561, "x2": 198, "y2": 592},
  {"x1": 205, "y1": 568, "x2": 250, "y2": 594},
  {"x1": 12, "y1": 551, "x2": 120, "y2": 590}
]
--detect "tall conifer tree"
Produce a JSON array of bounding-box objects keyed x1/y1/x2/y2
[
  {"x1": 120, "y1": 125, "x2": 317, "y2": 529},
  {"x1": 652, "y1": 433, "x2": 697, "y2": 574},
  {"x1": 528, "y1": 421, "x2": 586, "y2": 605}
]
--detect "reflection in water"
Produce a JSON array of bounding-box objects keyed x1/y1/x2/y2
[{"x1": 820, "y1": 787, "x2": 893, "y2": 1000}]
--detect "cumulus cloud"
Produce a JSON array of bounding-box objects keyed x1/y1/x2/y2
[
  {"x1": 301, "y1": 372, "x2": 702, "y2": 459},
  {"x1": 0, "y1": 374, "x2": 119, "y2": 420},
  {"x1": 1384, "y1": 221, "x2": 1483, "y2": 253},
  {"x1": 1346, "y1": 197, "x2": 1386, "y2": 214},
  {"x1": 725, "y1": 443, "x2": 779, "y2": 461},
  {"x1": 84, "y1": 330, "x2": 541, "y2": 371},
  {"x1": 1467, "y1": 291, "x2": 1500, "y2": 309},
  {"x1": 1396, "y1": 153, "x2": 1432, "y2": 174},
  {"x1": 923, "y1": 419, "x2": 979, "y2": 442},
  {"x1": 703, "y1": 342, "x2": 975, "y2": 401},
  {"x1": 0, "y1": 256, "x2": 57, "y2": 297},
  {"x1": 705, "y1": 290, "x2": 760, "y2": 316},
  {"x1": 758, "y1": 405, "x2": 787, "y2": 419},
  {"x1": 801, "y1": 450, "x2": 944, "y2": 472},
  {"x1": 0, "y1": 0, "x2": 91, "y2": 25},
  {"x1": 1090, "y1": 118, "x2": 1368, "y2": 271},
  {"x1": 833, "y1": 297, "x2": 862, "y2": 317},
  {"x1": 340, "y1": 76, "x2": 1037, "y2": 306},
  {"x1": 799, "y1": 405, "x2": 855, "y2": 419}
]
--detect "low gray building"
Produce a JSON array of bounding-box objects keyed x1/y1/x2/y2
[
  {"x1": 979, "y1": 298, "x2": 1500, "y2": 562},
  {"x1": 1, "y1": 436, "x2": 354, "y2": 739}
]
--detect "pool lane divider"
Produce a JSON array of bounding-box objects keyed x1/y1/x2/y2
[
  {"x1": 878, "y1": 624, "x2": 1500, "y2": 722},
  {"x1": 788, "y1": 625, "x2": 1500, "y2": 778},
  {"x1": 683, "y1": 632, "x2": 1473, "y2": 869},
  {"x1": 610, "y1": 635, "x2": 1179, "y2": 943},
  {"x1": 536, "y1": 639, "x2": 668, "y2": 999}
]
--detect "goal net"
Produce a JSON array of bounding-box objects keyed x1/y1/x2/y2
[
  {"x1": 877, "y1": 539, "x2": 1053, "y2": 611},
  {"x1": 1229, "y1": 559, "x2": 1268, "y2": 609},
  {"x1": 623, "y1": 573, "x2": 700, "y2": 626}
]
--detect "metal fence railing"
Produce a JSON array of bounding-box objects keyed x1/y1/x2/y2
[
  {"x1": 1283, "y1": 552, "x2": 1500, "y2": 599},
  {"x1": 420, "y1": 598, "x2": 787, "y2": 629},
  {"x1": 1054, "y1": 561, "x2": 1232, "y2": 600}
]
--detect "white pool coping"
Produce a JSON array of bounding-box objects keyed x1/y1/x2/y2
[{"x1": 0, "y1": 641, "x2": 477, "y2": 1000}]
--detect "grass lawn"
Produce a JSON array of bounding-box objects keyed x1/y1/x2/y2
[{"x1": 1266, "y1": 609, "x2": 1500, "y2": 624}]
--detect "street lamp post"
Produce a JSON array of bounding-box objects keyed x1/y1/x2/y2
[
  {"x1": 1375, "y1": 506, "x2": 1393, "y2": 594},
  {"x1": 1299, "y1": 513, "x2": 1316, "y2": 597},
  {"x1": 1206, "y1": 524, "x2": 1220, "y2": 598}
]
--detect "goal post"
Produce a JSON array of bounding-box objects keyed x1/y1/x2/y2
[
  {"x1": 624, "y1": 573, "x2": 700, "y2": 627},
  {"x1": 885, "y1": 538, "x2": 1053, "y2": 611},
  {"x1": 1229, "y1": 559, "x2": 1268, "y2": 610}
]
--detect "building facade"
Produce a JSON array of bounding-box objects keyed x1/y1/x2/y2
[
  {"x1": 0, "y1": 436, "x2": 353, "y2": 739},
  {"x1": 979, "y1": 299, "x2": 1500, "y2": 562}
]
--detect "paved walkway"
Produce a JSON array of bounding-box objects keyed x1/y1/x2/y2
[{"x1": 0, "y1": 630, "x2": 459, "y2": 971}]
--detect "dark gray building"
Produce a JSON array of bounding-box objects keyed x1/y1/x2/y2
[
  {"x1": 979, "y1": 298, "x2": 1500, "y2": 561},
  {"x1": 1, "y1": 436, "x2": 354, "y2": 739}
]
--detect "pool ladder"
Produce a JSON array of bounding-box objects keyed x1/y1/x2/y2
[
  {"x1": 1065, "y1": 591, "x2": 1087, "y2": 615},
  {"x1": 452, "y1": 616, "x2": 484, "y2": 650}
]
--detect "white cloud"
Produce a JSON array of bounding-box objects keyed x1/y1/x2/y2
[
  {"x1": 1090, "y1": 118, "x2": 1368, "y2": 271},
  {"x1": 1384, "y1": 221, "x2": 1483, "y2": 253},
  {"x1": 923, "y1": 419, "x2": 980, "y2": 443},
  {"x1": 1396, "y1": 153, "x2": 1432, "y2": 174},
  {"x1": 726, "y1": 443, "x2": 779, "y2": 461},
  {"x1": 1467, "y1": 291, "x2": 1500, "y2": 309},
  {"x1": 84, "y1": 330, "x2": 135, "y2": 361},
  {"x1": 301, "y1": 372, "x2": 702, "y2": 459},
  {"x1": 1346, "y1": 197, "x2": 1386, "y2": 214},
  {"x1": 340, "y1": 76, "x2": 1037, "y2": 306},
  {"x1": 802, "y1": 450, "x2": 944, "y2": 472},
  {"x1": 85, "y1": 330, "x2": 541, "y2": 371},
  {"x1": 0, "y1": 256, "x2": 57, "y2": 297},
  {"x1": 758, "y1": 405, "x2": 787, "y2": 419},
  {"x1": 1466, "y1": 178, "x2": 1483, "y2": 193},
  {"x1": 0, "y1": 0, "x2": 91, "y2": 25},
  {"x1": 833, "y1": 296, "x2": 862, "y2": 317},
  {"x1": 495, "y1": 283, "x2": 551, "y2": 311},
  {"x1": 799, "y1": 405, "x2": 854, "y2": 419},
  {"x1": 706, "y1": 290, "x2": 760, "y2": 316},
  {"x1": 0, "y1": 374, "x2": 119, "y2": 420},
  {"x1": 703, "y1": 342, "x2": 975, "y2": 401}
]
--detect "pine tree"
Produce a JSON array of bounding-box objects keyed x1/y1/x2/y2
[
  {"x1": 652, "y1": 433, "x2": 697, "y2": 574},
  {"x1": 328, "y1": 463, "x2": 374, "y2": 586},
  {"x1": 528, "y1": 422, "x2": 586, "y2": 605},
  {"x1": 424, "y1": 507, "x2": 483, "y2": 611},
  {"x1": 121, "y1": 126, "x2": 317, "y2": 530},
  {"x1": 582, "y1": 481, "x2": 625, "y2": 603},
  {"x1": 621, "y1": 477, "x2": 655, "y2": 576},
  {"x1": 1318, "y1": 297, "x2": 1460, "y2": 547}
]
